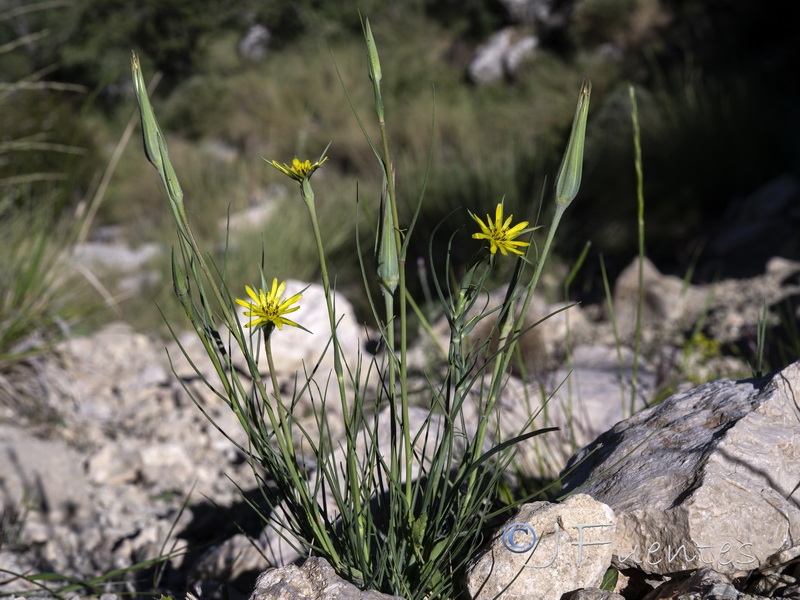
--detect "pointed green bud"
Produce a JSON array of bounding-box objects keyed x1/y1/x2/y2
[
  {"x1": 131, "y1": 52, "x2": 161, "y2": 172},
  {"x1": 130, "y1": 51, "x2": 183, "y2": 204},
  {"x1": 364, "y1": 19, "x2": 382, "y2": 85},
  {"x1": 555, "y1": 79, "x2": 591, "y2": 208},
  {"x1": 363, "y1": 18, "x2": 384, "y2": 122},
  {"x1": 376, "y1": 181, "x2": 399, "y2": 296}
]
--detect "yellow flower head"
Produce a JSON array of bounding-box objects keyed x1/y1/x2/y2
[
  {"x1": 267, "y1": 157, "x2": 329, "y2": 182},
  {"x1": 470, "y1": 203, "x2": 531, "y2": 256},
  {"x1": 236, "y1": 279, "x2": 302, "y2": 331}
]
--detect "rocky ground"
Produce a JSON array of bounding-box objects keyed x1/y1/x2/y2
[{"x1": 2, "y1": 175, "x2": 800, "y2": 600}]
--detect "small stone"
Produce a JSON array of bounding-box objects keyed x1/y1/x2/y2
[{"x1": 248, "y1": 557, "x2": 403, "y2": 600}]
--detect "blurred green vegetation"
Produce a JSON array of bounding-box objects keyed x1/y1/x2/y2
[{"x1": 1, "y1": 0, "x2": 798, "y2": 336}]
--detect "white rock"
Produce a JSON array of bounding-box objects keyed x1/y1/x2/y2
[
  {"x1": 139, "y1": 441, "x2": 195, "y2": 486},
  {"x1": 465, "y1": 494, "x2": 616, "y2": 600},
  {"x1": 249, "y1": 556, "x2": 403, "y2": 600},
  {"x1": 87, "y1": 442, "x2": 142, "y2": 485},
  {"x1": 468, "y1": 27, "x2": 538, "y2": 84},
  {"x1": 612, "y1": 256, "x2": 700, "y2": 340},
  {"x1": 71, "y1": 241, "x2": 160, "y2": 273},
  {"x1": 561, "y1": 361, "x2": 800, "y2": 576},
  {"x1": 0, "y1": 430, "x2": 92, "y2": 521},
  {"x1": 464, "y1": 345, "x2": 654, "y2": 480}
]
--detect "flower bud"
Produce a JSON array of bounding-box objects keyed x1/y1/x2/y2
[
  {"x1": 555, "y1": 80, "x2": 591, "y2": 208},
  {"x1": 363, "y1": 18, "x2": 384, "y2": 122},
  {"x1": 130, "y1": 51, "x2": 183, "y2": 204},
  {"x1": 376, "y1": 183, "x2": 399, "y2": 296}
]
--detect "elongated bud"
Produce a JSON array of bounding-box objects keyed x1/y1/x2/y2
[
  {"x1": 555, "y1": 80, "x2": 591, "y2": 208},
  {"x1": 376, "y1": 180, "x2": 399, "y2": 296},
  {"x1": 364, "y1": 19, "x2": 382, "y2": 85},
  {"x1": 130, "y1": 51, "x2": 183, "y2": 204},
  {"x1": 363, "y1": 18, "x2": 384, "y2": 122},
  {"x1": 131, "y1": 53, "x2": 161, "y2": 171}
]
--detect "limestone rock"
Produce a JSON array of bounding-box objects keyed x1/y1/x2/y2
[
  {"x1": 561, "y1": 361, "x2": 800, "y2": 576},
  {"x1": 515, "y1": 344, "x2": 654, "y2": 477},
  {"x1": 569, "y1": 589, "x2": 625, "y2": 600},
  {"x1": 643, "y1": 568, "x2": 735, "y2": 600},
  {"x1": 1, "y1": 322, "x2": 253, "y2": 591},
  {"x1": 72, "y1": 241, "x2": 160, "y2": 273},
  {"x1": 612, "y1": 256, "x2": 701, "y2": 340},
  {"x1": 86, "y1": 441, "x2": 143, "y2": 485},
  {"x1": 190, "y1": 532, "x2": 273, "y2": 586},
  {"x1": 468, "y1": 27, "x2": 538, "y2": 84},
  {"x1": 465, "y1": 494, "x2": 616, "y2": 600},
  {"x1": 71, "y1": 241, "x2": 161, "y2": 295},
  {"x1": 248, "y1": 557, "x2": 403, "y2": 600},
  {"x1": 43, "y1": 321, "x2": 171, "y2": 428},
  {"x1": 704, "y1": 257, "x2": 800, "y2": 346},
  {"x1": 219, "y1": 183, "x2": 284, "y2": 238},
  {"x1": 0, "y1": 427, "x2": 91, "y2": 521},
  {"x1": 239, "y1": 23, "x2": 271, "y2": 61},
  {"x1": 461, "y1": 343, "x2": 654, "y2": 480},
  {"x1": 420, "y1": 289, "x2": 592, "y2": 378}
]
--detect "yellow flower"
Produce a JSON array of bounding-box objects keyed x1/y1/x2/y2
[
  {"x1": 236, "y1": 279, "x2": 302, "y2": 331},
  {"x1": 470, "y1": 203, "x2": 531, "y2": 256},
  {"x1": 267, "y1": 157, "x2": 329, "y2": 182}
]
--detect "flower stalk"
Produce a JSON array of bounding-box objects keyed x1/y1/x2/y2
[
  {"x1": 268, "y1": 150, "x2": 372, "y2": 567},
  {"x1": 365, "y1": 17, "x2": 414, "y2": 514},
  {"x1": 464, "y1": 80, "x2": 591, "y2": 510}
]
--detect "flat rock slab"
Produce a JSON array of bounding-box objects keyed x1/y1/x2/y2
[{"x1": 561, "y1": 361, "x2": 800, "y2": 576}]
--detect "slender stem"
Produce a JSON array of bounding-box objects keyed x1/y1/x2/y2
[
  {"x1": 301, "y1": 182, "x2": 369, "y2": 564},
  {"x1": 629, "y1": 85, "x2": 645, "y2": 417},
  {"x1": 174, "y1": 211, "x2": 246, "y2": 357},
  {"x1": 303, "y1": 188, "x2": 349, "y2": 414},
  {"x1": 265, "y1": 335, "x2": 293, "y2": 458},
  {"x1": 378, "y1": 116, "x2": 412, "y2": 509},
  {"x1": 265, "y1": 333, "x2": 341, "y2": 564},
  {"x1": 384, "y1": 289, "x2": 399, "y2": 486},
  {"x1": 464, "y1": 204, "x2": 567, "y2": 508}
]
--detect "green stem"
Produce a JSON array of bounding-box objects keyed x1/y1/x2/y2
[
  {"x1": 264, "y1": 335, "x2": 342, "y2": 564},
  {"x1": 378, "y1": 115, "x2": 412, "y2": 510},
  {"x1": 629, "y1": 85, "x2": 645, "y2": 417},
  {"x1": 265, "y1": 335, "x2": 293, "y2": 459},
  {"x1": 384, "y1": 289, "x2": 399, "y2": 484},
  {"x1": 302, "y1": 184, "x2": 348, "y2": 414},
  {"x1": 464, "y1": 203, "x2": 567, "y2": 508},
  {"x1": 300, "y1": 180, "x2": 369, "y2": 565}
]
